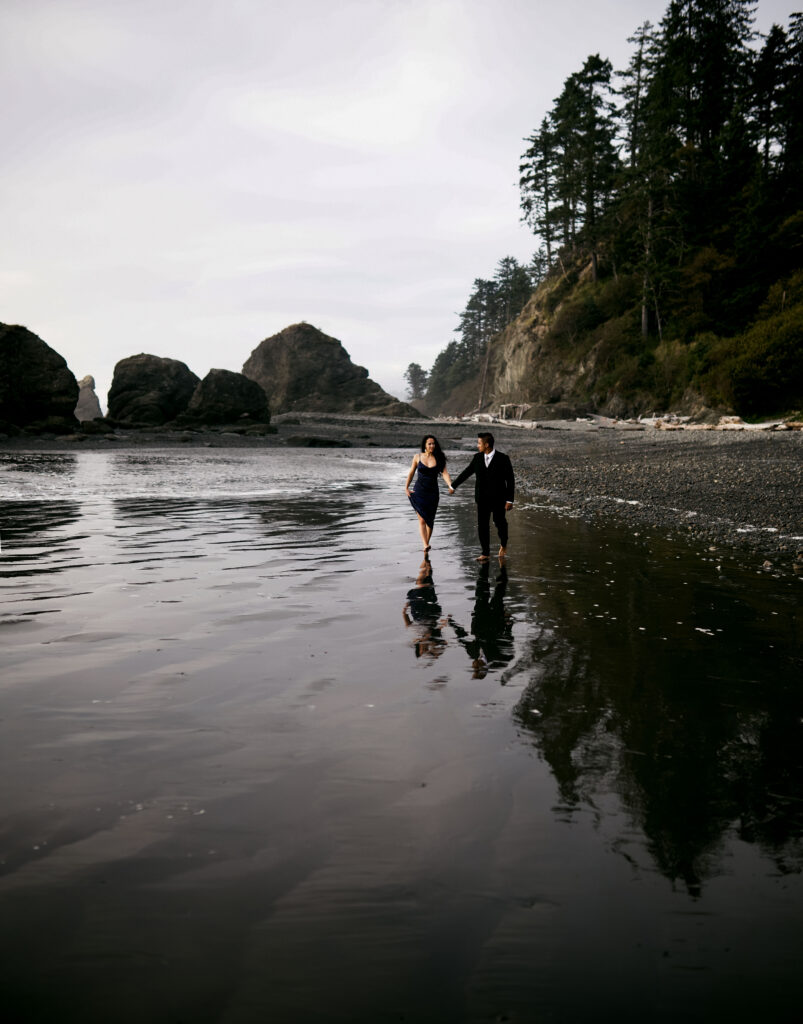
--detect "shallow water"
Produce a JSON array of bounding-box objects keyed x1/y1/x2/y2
[{"x1": 1, "y1": 448, "x2": 801, "y2": 1023}]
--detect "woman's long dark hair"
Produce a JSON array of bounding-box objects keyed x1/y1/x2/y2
[{"x1": 420, "y1": 435, "x2": 447, "y2": 472}]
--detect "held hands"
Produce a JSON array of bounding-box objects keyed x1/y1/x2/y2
[
  {"x1": 505, "y1": 501, "x2": 513, "y2": 511},
  {"x1": 448, "y1": 487, "x2": 455, "y2": 495}
]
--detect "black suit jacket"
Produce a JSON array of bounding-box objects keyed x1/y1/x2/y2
[{"x1": 453, "y1": 450, "x2": 515, "y2": 505}]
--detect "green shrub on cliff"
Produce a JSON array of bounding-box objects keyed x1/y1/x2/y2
[{"x1": 697, "y1": 299, "x2": 803, "y2": 416}]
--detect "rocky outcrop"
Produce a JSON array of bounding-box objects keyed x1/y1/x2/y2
[
  {"x1": 182, "y1": 368, "x2": 270, "y2": 425},
  {"x1": 431, "y1": 265, "x2": 729, "y2": 421},
  {"x1": 75, "y1": 375, "x2": 103, "y2": 421},
  {"x1": 242, "y1": 323, "x2": 420, "y2": 417},
  {"x1": 107, "y1": 354, "x2": 199, "y2": 425},
  {"x1": 0, "y1": 323, "x2": 79, "y2": 431},
  {"x1": 483, "y1": 292, "x2": 594, "y2": 418}
]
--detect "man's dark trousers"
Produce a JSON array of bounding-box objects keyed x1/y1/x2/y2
[
  {"x1": 476, "y1": 500, "x2": 509, "y2": 556},
  {"x1": 452, "y1": 450, "x2": 515, "y2": 555}
]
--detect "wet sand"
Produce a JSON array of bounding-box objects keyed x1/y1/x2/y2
[
  {"x1": 1, "y1": 448, "x2": 802, "y2": 1021},
  {"x1": 4, "y1": 414, "x2": 801, "y2": 569}
]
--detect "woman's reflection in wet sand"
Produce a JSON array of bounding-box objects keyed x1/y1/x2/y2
[
  {"x1": 402, "y1": 556, "x2": 449, "y2": 660},
  {"x1": 449, "y1": 561, "x2": 514, "y2": 678}
]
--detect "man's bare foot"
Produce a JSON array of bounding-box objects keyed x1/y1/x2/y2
[
  {"x1": 498, "y1": 546, "x2": 507, "y2": 558},
  {"x1": 477, "y1": 554, "x2": 490, "y2": 562}
]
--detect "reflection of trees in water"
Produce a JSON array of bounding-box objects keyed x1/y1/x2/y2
[
  {"x1": 511, "y1": 549, "x2": 803, "y2": 895},
  {"x1": 0, "y1": 501, "x2": 83, "y2": 579}
]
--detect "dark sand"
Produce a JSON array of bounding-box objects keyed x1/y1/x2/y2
[
  {"x1": 2, "y1": 413, "x2": 801, "y2": 570},
  {"x1": 2, "y1": 436, "x2": 801, "y2": 1021}
]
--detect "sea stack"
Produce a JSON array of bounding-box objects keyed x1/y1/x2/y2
[
  {"x1": 75, "y1": 375, "x2": 103, "y2": 421},
  {"x1": 242, "y1": 323, "x2": 419, "y2": 417},
  {"x1": 107, "y1": 354, "x2": 199, "y2": 425},
  {"x1": 0, "y1": 323, "x2": 79, "y2": 432},
  {"x1": 183, "y1": 368, "x2": 271, "y2": 425}
]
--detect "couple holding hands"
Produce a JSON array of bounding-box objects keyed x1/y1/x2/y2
[{"x1": 405, "y1": 432, "x2": 515, "y2": 561}]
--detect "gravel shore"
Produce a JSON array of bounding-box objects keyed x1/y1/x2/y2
[
  {"x1": 2, "y1": 413, "x2": 801, "y2": 572},
  {"x1": 503, "y1": 424, "x2": 802, "y2": 573}
]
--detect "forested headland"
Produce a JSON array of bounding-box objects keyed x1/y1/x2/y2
[{"x1": 409, "y1": 0, "x2": 803, "y2": 420}]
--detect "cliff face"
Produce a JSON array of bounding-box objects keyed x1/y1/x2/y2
[
  {"x1": 432, "y1": 265, "x2": 717, "y2": 421},
  {"x1": 242, "y1": 323, "x2": 420, "y2": 417},
  {"x1": 484, "y1": 288, "x2": 598, "y2": 419},
  {"x1": 427, "y1": 285, "x2": 597, "y2": 419}
]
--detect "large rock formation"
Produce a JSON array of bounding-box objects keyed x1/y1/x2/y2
[
  {"x1": 75, "y1": 374, "x2": 103, "y2": 421},
  {"x1": 182, "y1": 368, "x2": 271, "y2": 424},
  {"x1": 242, "y1": 323, "x2": 419, "y2": 417},
  {"x1": 0, "y1": 323, "x2": 79, "y2": 431},
  {"x1": 107, "y1": 354, "x2": 199, "y2": 425}
]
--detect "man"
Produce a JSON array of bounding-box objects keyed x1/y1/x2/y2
[{"x1": 450, "y1": 432, "x2": 515, "y2": 561}]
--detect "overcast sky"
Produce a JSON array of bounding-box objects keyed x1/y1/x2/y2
[{"x1": 1, "y1": 0, "x2": 794, "y2": 409}]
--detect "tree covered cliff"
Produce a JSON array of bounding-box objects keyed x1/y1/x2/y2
[{"x1": 417, "y1": 0, "x2": 803, "y2": 419}]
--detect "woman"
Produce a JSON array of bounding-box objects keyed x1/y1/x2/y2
[{"x1": 405, "y1": 435, "x2": 453, "y2": 552}]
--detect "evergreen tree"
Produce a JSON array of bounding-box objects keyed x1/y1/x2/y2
[
  {"x1": 779, "y1": 13, "x2": 803, "y2": 197},
  {"x1": 404, "y1": 363, "x2": 428, "y2": 400},
  {"x1": 752, "y1": 23, "x2": 789, "y2": 177},
  {"x1": 523, "y1": 55, "x2": 620, "y2": 279},
  {"x1": 646, "y1": 0, "x2": 756, "y2": 245},
  {"x1": 493, "y1": 256, "x2": 533, "y2": 325},
  {"x1": 528, "y1": 245, "x2": 550, "y2": 286},
  {"x1": 550, "y1": 74, "x2": 583, "y2": 250},
  {"x1": 455, "y1": 278, "x2": 499, "y2": 367},
  {"x1": 425, "y1": 341, "x2": 461, "y2": 403},
  {"x1": 619, "y1": 21, "x2": 657, "y2": 170},
  {"x1": 519, "y1": 117, "x2": 557, "y2": 260},
  {"x1": 571, "y1": 54, "x2": 620, "y2": 279},
  {"x1": 424, "y1": 258, "x2": 534, "y2": 407}
]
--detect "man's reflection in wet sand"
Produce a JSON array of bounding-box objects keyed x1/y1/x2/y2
[
  {"x1": 403, "y1": 558, "x2": 515, "y2": 677},
  {"x1": 449, "y1": 561, "x2": 514, "y2": 678},
  {"x1": 402, "y1": 557, "x2": 449, "y2": 660}
]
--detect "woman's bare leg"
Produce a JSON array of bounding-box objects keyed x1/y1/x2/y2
[{"x1": 417, "y1": 515, "x2": 430, "y2": 550}]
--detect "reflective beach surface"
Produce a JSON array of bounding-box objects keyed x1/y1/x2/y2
[{"x1": 1, "y1": 449, "x2": 801, "y2": 1023}]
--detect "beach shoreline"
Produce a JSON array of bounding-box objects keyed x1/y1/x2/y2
[{"x1": 2, "y1": 413, "x2": 801, "y2": 571}]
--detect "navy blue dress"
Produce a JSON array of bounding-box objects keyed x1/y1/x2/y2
[{"x1": 409, "y1": 460, "x2": 440, "y2": 527}]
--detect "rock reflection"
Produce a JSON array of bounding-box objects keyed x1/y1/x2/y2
[
  {"x1": 0, "y1": 452, "x2": 76, "y2": 476},
  {"x1": 110, "y1": 492, "x2": 368, "y2": 559},
  {"x1": 511, "y1": 542, "x2": 803, "y2": 895},
  {"x1": 0, "y1": 501, "x2": 83, "y2": 579}
]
